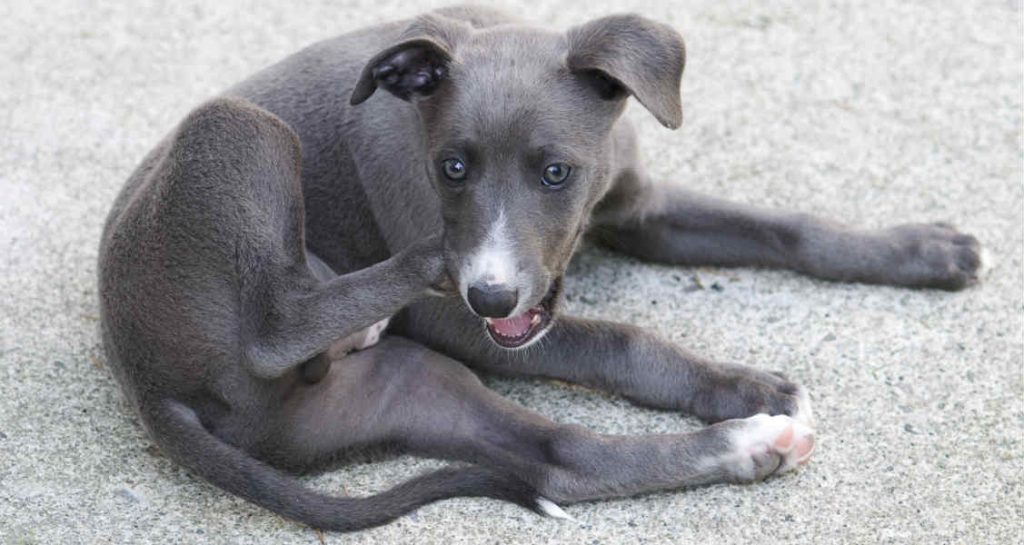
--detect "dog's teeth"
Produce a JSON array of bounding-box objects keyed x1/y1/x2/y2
[{"x1": 530, "y1": 314, "x2": 540, "y2": 326}]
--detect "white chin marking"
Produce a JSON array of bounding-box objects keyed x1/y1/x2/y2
[{"x1": 536, "y1": 497, "x2": 573, "y2": 520}]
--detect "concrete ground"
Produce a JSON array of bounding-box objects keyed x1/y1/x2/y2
[{"x1": 1, "y1": 1, "x2": 1021, "y2": 543}]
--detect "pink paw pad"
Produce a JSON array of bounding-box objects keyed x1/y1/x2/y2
[{"x1": 729, "y1": 413, "x2": 816, "y2": 480}]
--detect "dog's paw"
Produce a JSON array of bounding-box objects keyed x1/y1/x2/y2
[
  {"x1": 714, "y1": 413, "x2": 815, "y2": 482},
  {"x1": 875, "y1": 222, "x2": 983, "y2": 290},
  {"x1": 356, "y1": 318, "x2": 391, "y2": 351},
  {"x1": 696, "y1": 365, "x2": 813, "y2": 425}
]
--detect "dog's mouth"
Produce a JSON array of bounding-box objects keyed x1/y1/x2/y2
[{"x1": 483, "y1": 279, "x2": 561, "y2": 349}]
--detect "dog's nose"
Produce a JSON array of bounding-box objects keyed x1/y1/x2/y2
[{"x1": 466, "y1": 284, "x2": 519, "y2": 318}]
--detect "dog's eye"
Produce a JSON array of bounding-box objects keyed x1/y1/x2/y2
[
  {"x1": 441, "y1": 158, "x2": 467, "y2": 182},
  {"x1": 541, "y1": 163, "x2": 571, "y2": 188}
]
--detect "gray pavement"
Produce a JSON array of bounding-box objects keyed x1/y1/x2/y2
[{"x1": 1, "y1": 1, "x2": 1022, "y2": 543}]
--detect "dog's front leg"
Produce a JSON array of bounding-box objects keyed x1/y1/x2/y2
[
  {"x1": 400, "y1": 301, "x2": 810, "y2": 424},
  {"x1": 526, "y1": 316, "x2": 813, "y2": 424},
  {"x1": 591, "y1": 168, "x2": 983, "y2": 290}
]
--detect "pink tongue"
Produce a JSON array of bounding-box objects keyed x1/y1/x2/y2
[{"x1": 489, "y1": 312, "x2": 533, "y2": 338}]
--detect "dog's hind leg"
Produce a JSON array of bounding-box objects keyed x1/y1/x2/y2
[
  {"x1": 590, "y1": 123, "x2": 982, "y2": 290},
  {"x1": 158, "y1": 98, "x2": 450, "y2": 381},
  {"x1": 298, "y1": 252, "x2": 392, "y2": 383},
  {"x1": 241, "y1": 231, "x2": 446, "y2": 381},
  {"x1": 266, "y1": 336, "x2": 814, "y2": 507}
]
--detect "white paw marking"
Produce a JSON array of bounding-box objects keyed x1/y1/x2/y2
[
  {"x1": 725, "y1": 414, "x2": 815, "y2": 480},
  {"x1": 536, "y1": 497, "x2": 573, "y2": 520}
]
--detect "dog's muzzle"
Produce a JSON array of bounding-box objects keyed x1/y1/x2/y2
[{"x1": 480, "y1": 279, "x2": 561, "y2": 349}]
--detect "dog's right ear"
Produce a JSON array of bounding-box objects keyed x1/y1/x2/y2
[
  {"x1": 566, "y1": 14, "x2": 686, "y2": 129},
  {"x1": 350, "y1": 15, "x2": 465, "y2": 105}
]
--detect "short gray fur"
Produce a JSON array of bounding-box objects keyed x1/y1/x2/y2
[{"x1": 97, "y1": 5, "x2": 982, "y2": 533}]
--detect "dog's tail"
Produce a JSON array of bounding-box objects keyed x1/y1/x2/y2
[{"x1": 144, "y1": 399, "x2": 557, "y2": 532}]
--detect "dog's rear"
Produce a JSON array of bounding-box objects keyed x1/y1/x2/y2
[{"x1": 99, "y1": 97, "x2": 302, "y2": 400}]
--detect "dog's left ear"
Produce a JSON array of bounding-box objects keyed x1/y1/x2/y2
[
  {"x1": 566, "y1": 14, "x2": 686, "y2": 129},
  {"x1": 351, "y1": 15, "x2": 467, "y2": 105}
]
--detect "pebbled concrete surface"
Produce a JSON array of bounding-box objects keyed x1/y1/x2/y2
[{"x1": 1, "y1": 1, "x2": 1021, "y2": 543}]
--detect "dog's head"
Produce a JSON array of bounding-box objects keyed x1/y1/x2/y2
[{"x1": 351, "y1": 12, "x2": 684, "y2": 349}]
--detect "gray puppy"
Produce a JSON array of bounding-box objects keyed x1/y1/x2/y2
[{"x1": 98, "y1": 6, "x2": 981, "y2": 532}]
